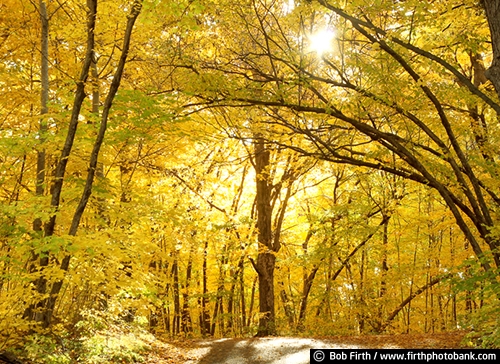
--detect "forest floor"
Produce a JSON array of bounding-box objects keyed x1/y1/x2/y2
[{"x1": 144, "y1": 331, "x2": 470, "y2": 364}]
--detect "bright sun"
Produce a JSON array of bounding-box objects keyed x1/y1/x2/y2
[{"x1": 308, "y1": 28, "x2": 335, "y2": 55}]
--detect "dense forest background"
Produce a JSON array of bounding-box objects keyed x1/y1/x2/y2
[{"x1": 1, "y1": 0, "x2": 500, "y2": 361}]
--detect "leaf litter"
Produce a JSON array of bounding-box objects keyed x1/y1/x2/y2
[{"x1": 144, "y1": 331, "x2": 469, "y2": 364}]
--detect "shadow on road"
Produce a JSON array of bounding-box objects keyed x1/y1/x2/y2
[
  {"x1": 193, "y1": 337, "x2": 355, "y2": 364},
  {"x1": 159, "y1": 332, "x2": 468, "y2": 363}
]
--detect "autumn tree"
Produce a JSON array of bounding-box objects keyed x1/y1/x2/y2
[
  {"x1": 0, "y1": 0, "x2": 144, "y2": 334},
  {"x1": 184, "y1": 0, "x2": 500, "y2": 282},
  {"x1": 3, "y1": 0, "x2": 500, "y2": 353},
  {"x1": 151, "y1": 0, "x2": 500, "y2": 339}
]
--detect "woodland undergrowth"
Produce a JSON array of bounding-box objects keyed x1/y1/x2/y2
[{"x1": 3, "y1": 306, "x2": 499, "y2": 364}]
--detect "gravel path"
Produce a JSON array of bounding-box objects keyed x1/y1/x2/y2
[
  {"x1": 193, "y1": 337, "x2": 352, "y2": 364},
  {"x1": 146, "y1": 332, "x2": 468, "y2": 363}
]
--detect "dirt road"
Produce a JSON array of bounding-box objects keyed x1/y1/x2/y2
[{"x1": 146, "y1": 332, "x2": 468, "y2": 364}]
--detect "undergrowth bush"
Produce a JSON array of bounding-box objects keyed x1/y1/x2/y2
[
  {"x1": 454, "y1": 261, "x2": 500, "y2": 349},
  {"x1": 23, "y1": 334, "x2": 72, "y2": 364},
  {"x1": 463, "y1": 301, "x2": 500, "y2": 349},
  {"x1": 18, "y1": 309, "x2": 154, "y2": 363}
]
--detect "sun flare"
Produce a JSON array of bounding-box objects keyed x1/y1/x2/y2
[{"x1": 308, "y1": 28, "x2": 335, "y2": 55}]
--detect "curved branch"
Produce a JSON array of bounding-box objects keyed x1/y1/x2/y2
[
  {"x1": 381, "y1": 273, "x2": 453, "y2": 332},
  {"x1": 316, "y1": 0, "x2": 500, "y2": 115},
  {"x1": 331, "y1": 213, "x2": 390, "y2": 282}
]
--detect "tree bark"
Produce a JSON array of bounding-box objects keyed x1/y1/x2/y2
[
  {"x1": 34, "y1": 0, "x2": 48, "y2": 232},
  {"x1": 181, "y1": 256, "x2": 193, "y2": 334},
  {"x1": 210, "y1": 275, "x2": 225, "y2": 336},
  {"x1": 227, "y1": 259, "x2": 244, "y2": 334},
  {"x1": 24, "y1": 0, "x2": 49, "y2": 323},
  {"x1": 279, "y1": 283, "x2": 295, "y2": 328},
  {"x1": 172, "y1": 258, "x2": 180, "y2": 335},
  {"x1": 297, "y1": 266, "x2": 319, "y2": 331},
  {"x1": 247, "y1": 276, "x2": 257, "y2": 327},
  {"x1": 253, "y1": 135, "x2": 277, "y2": 336},
  {"x1": 483, "y1": 0, "x2": 500, "y2": 97},
  {"x1": 254, "y1": 252, "x2": 276, "y2": 336},
  {"x1": 200, "y1": 241, "x2": 211, "y2": 336},
  {"x1": 239, "y1": 256, "x2": 247, "y2": 331}
]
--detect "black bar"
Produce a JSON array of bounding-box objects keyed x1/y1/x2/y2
[{"x1": 310, "y1": 349, "x2": 499, "y2": 363}]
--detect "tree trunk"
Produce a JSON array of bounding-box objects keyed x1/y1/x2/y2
[
  {"x1": 239, "y1": 256, "x2": 247, "y2": 331},
  {"x1": 164, "y1": 280, "x2": 171, "y2": 334},
  {"x1": 24, "y1": 0, "x2": 49, "y2": 324},
  {"x1": 172, "y1": 259, "x2": 180, "y2": 335},
  {"x1": 181, "y1": 256, "x2": 193, "y2": 334},
  {"x1": 227, "y1": 262, "x2": 243, "y2": 334},
  {"x1": 210, "y1": 280, "x2": 225, "y2": 336},
  {"x1": 358, "y1": 248, "x2": 367, "y2": 333},
  {"x1": 297, "y1": 266, "x2": 319, "y2": 331},
  {"x1": 279, "y1": 282, "x2": 294, "y2": 329},
  {"x1": 200, "y1": 241, "x2": 211, "y2": 336},
  {"x1": 375, "y1": 214, "x2": 390, "y2": 332},
  {"x1": 253, "y1": 135, "x2": 278, "y2": 336},
  {"x1": 34, "y1": 0, "x2": 48, "y2": 232},
  {"x1": 211, "y1": 249, "x2": 227, "y2": 336},
  {"x1": 297, "y1": 227, "x2": 318, "y2": 332},
  {"x1": 255, "y1": 252, "x2": 276, "y2": 336},
  {"x1": 483, "y1": 0, "x2": 500, "y2": 96},
  {"x1": 247, "y1": 276, "x2": 257, "y2": 327}
]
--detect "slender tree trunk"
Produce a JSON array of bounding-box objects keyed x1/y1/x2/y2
[
  {"x1": 227, "y1": 262, "x2": 243, "y2": 334},
  {"x1": 239, "y1": 256, "x2": 246, "y2": 331},
  {"x1": 358, "y1": 248, "x2": 367, "y2": 333},
  {"x1": 91, "y1": 59, "x2": 107, "y2": 218},
  {"x1": 247, "y1": 276, "x2": 257, "y2": 328},
  {"x1": 407, "y1": 238, "x2": 419, "y2": 333},
  {"x1": 24, "y1": 0, "x2": 49, "y2": 324},
  {"x1": 297, "y1": 228, "x2": 318, "y2": 332},
  {"x1": 375, "y1": 214, "x2": 390, "y2": 332},
  {"x1": 90, "y1": 57, "x2": 110, "y2": 311},
  {"x1": 379, "y1": 215, "x2": 389, "y2": 298},
  {"x1": 211, "y1": 278, "x2": 225, "y2": 336},
  {"x1": 438, "y1": 295, "x2": 446, "y2": 331},
  {"x1": 164, "y1": 282, "x2": 171, "y2": 334},
  {"x1": 91, "y1": 60, "x2": 100, "y2": 114},
  {"x1": 200, "y1": 241, "x2": 211, "y2": 336},
  {"x1": 172, "y1": 259, "x2": 180, "y2": 335},
  {"x1": 316, "y1": 254, "x2": 333, "y2": 319},
  {"x1": 181, "y1": 256, "x2": 193, "y2": 334},
  {"x1": 279, "y1": 282, "x2": 294, "y2": 328},
  {"x1": 227, "y1": 281, "x2": 235, "y2": 334},
  {"x1": 211, "y1": 249, "x2": 227, "y2": 336},
  {"x1": 297, "y1": 266, "x2": 319, "y2": 331},
  {"x1": 34, "y1": 0, "x2": 48, "y2": 233}
]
